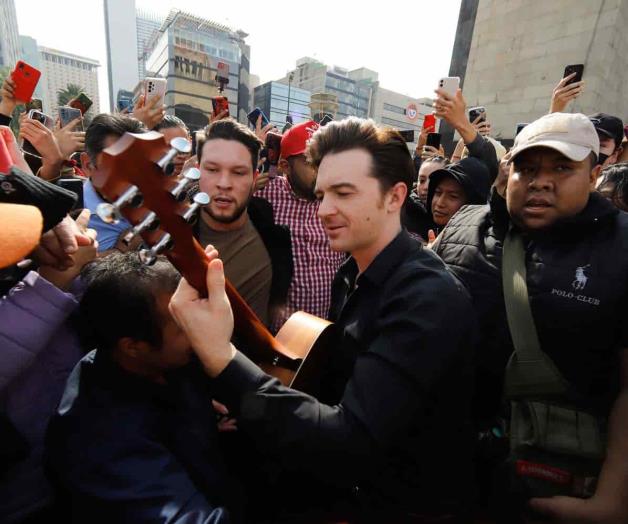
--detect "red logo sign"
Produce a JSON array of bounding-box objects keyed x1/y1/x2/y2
[
  {"x1": 516, "y1": 460, "x2": 572, "y2": 485},
  {"x1": 406, "y1": 103, "x2": 418, "y2": 121}
]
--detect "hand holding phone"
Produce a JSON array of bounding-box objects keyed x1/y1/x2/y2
[
  {"x1": 144, "y1": 77, "x2": 167, "y2": 107},
  {"x1": 426, "y1": 132, "x2": 442, "y2": 150},
  {"x1": 211, "y1": 96, "x2": 230, "y2": 119},
  {"x1": 10, "y1": 61, "x2": 41, "y2": 103},
  {"x1": 550, "y1": 66, "x2": 585, "y2": 113},
  {"x1": 248, "y1": 107, "x2": 270, "y2": 129},
  {"x1": 59, "y1": 106, "x2": 83, "y2": 131},
  {"x1": 265, "y1": 132, "x2": 282, "y2": 166}
]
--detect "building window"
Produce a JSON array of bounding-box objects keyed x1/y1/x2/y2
[{"x1": 383, "y1": 103, "x2": 406, "y2": 115}]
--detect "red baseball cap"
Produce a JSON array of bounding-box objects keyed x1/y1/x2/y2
[{"x1": 280, "y1": 120, "x2": 320, "y2": 159}]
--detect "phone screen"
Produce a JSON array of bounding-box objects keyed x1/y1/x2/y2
[
  {"x1": 247, "y1": 108, "x2": 269, "y2": 128},
  {"x1": 57, "y1": 178, "x2": 84, "y2": 210},
  {"x1": 469, "y1": 107, "x2": 486, "y2": 124},
  {"x1": 59, "y1": 106, "x2": 83, "y2": 130},
  {"x1": 399, "y1": 130, "x2": 415, "y2": 142},
  {"x1": 212, "y1": 97, "x2": 229, "y2": 118},
  {"x1": 265, "y1": 132, "x2": 282, "y2": 166}
]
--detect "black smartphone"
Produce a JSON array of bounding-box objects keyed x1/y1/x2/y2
[
  {"x1": 515, "y1": 123, "x2": 529, "y2": 136},
  {"x1": 319, "y1": 114, "x2": 333, "y2": 126},
  {"x1": 247, "y1": 107, "x2": 270, "y2": 128},
  {"x1": 398, "y1": 130, "x2": 415, "y2": 142},
  {"x1": 57, "y1": 178, "x2": 84, "y2": 210},
  {"x1": 25, "y1": 98, "x2": 43, "y2": 112},
  {"x1": 563, "y1": 64, "x2": 584, "y2": 85},
  {"x1": 426, "y1": 132, "x2": 442, "y2": 149},
  {"x1": 468, "y1": 106, "x2": 486, "y2": 124}
]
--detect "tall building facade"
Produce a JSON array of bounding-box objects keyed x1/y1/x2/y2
[
  {"x1": 253, "y1": 81, "x2": 311, "y2": 128},
  {"x1": 278, "y1": 57, "x2": 434, "y2": 147},
  {"x1": 104, "y1": 0, "x2": 140, "y2": 111},
  {"x1": 448, "y1": 0, "x2": 628, "y2": 144},
  {"x1": 39, "y1": 47, "x2": 100, "y2": 117},
  {"x1": 136, "y1": 8, "x2": 164, "y2": 80},
  {"x1": 0, "y1": 0, "x2": 19, "y2": 68},
  {"x1": 144, "y1": 10, "x2": 251, "y2": 130},
  {"x1": 281, "y1": 57, "x2": 372, "y2": 120}
]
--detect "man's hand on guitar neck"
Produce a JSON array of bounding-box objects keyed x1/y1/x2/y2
[{"x1": 169, "y1": 245, "x2": 237, "y2": 377}]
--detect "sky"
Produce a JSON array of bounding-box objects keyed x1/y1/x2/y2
[{"x1": 14, "y1": 0, "x2": 462, "y2": 112}]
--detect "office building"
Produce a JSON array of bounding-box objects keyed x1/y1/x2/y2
[
  {"x1": 104, "y1": 0, "x2": 140, "y2": 111},
  {"x1": 144, "y1": 9, "x2": 251, "y2": 130},
  {"x1": 136, "y1": 8, "x2": 164, "y2": 80},
  {"x1": 39, "y1": 46, "x2": 100, "y2": 117},
  {"x1": 18, "y1": 36, "x2": 44, "y2": 100},
  {"x1": 253, "y1": 81, "x2": 311, "y2": 128},
  {"x1": 0, "y1": 0, "x2": 19, "y2": 68}
]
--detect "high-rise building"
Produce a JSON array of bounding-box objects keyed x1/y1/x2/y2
[
  {"x1": 136, "y1": 8, "x2": 164, "y2": 80},
  {"x1": 253, "y1": 81, "x2": 311, "y2": 128},
  {"x1": 104, "y1": 0, "x2": 140, "y2": 111},
  {"x1": 39, "y1": 47, "x2": 100, "y2": 118},
  {"x1": 0, "y1": 0, "x2": 19, "y2": 68},
  {"x1": 448, "y1": 0, "x2": 628, "y2": 145},
  {"x1": 144, "y1": 9, "x2": 251, "y2": 130},
  {"x1": 18, "y1": 36, "x2": 44, "y2": 100},
  {"x1": 281, "y1": 57, "x2": 372, "y2": 120},
  {"x1": 278, "y1": 58, "x2": 433, "y2": 147}
]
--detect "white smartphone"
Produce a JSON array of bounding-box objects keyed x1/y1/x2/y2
[
  {"x1": 438, "y1": 77, "x2": 461, "y2": 98},
  {"x1": 144, "y1": 77, "x2": 167, "y2": 107}
]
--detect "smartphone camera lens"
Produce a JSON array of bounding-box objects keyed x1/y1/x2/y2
[{"x1": 18, "y1": 63, "x2": 24, "y2": 69}]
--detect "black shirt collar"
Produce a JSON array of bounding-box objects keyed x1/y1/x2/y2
[{"x1": 338, "y1": 229, "x2": 419, "y2": 289}]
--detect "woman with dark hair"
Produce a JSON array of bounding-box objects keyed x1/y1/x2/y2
[{"x1": 597, "y1": 162, "x2": 628, "y2": 211}]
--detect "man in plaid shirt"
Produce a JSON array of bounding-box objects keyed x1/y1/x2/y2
[{"x1": 256, "y1": 120, "x2": 345, "y2": 331}]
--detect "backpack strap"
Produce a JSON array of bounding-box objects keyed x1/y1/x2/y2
[{"x1": 502, "y1": 228, "x2": 569, "y2": 398}]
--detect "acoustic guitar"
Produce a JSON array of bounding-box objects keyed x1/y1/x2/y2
[{"x1": 92, "y1": 131, "x2": 336, "y2": 395}]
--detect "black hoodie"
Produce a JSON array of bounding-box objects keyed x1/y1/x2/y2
[{"x1": 426, "y1": 157, "x2": 491, "y2": 234}]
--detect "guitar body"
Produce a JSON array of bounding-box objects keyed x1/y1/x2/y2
[
  {"x1": 94, "y1": 131, "x2": 336, "y2": 393},
  {"x1": 260, "y1": 312, "x2": 337, "y2": 396}
]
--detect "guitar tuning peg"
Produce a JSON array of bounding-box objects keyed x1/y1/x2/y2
[
  {"x1": 96, "y1": 202, "x2": 121, "y2": 224},
  {"x1": 157, "y1": 136, "x2": 192, "y2": 175},
  {"x1": 138, "y1": 232, "x2": 174, "y2": 266},
  {"x1": 96, "y1": 185, "x2": 143, "y2": 224},
  {"x1": 182, "y1": 192, "x2": 210, "y2": 224},
  {"x1": 122, "y1": 211, "x2": 160, "y2": 246},
  {"x1": 170, "y1": 167, "x2": 201, "y2": 201}
]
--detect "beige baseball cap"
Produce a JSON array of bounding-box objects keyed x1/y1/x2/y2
[{"x1": 509, "y1": 112, "x2": 600, "y2": 162}]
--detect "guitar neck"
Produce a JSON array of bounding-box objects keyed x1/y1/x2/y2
[{"x1": 166, "y1": 238, "x2": 285, "y2": 360}]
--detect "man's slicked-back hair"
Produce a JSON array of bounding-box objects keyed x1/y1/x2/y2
[
  {"x1": 85, "y1": 113, "x2": 147, "y2": 164},
  {"x1": 196, "y1": 118, "x2": 263, "y2": 172},
  {"x1": 306, "y1": 117, "x2": 415, "y2": 194},
  {"x1": 76, "y1": 253, "x2": 181, "y2": 352}
]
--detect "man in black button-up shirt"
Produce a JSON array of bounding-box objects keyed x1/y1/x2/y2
[{"x1": 170, "y1": 118, "x2": 478, "y2": 522}]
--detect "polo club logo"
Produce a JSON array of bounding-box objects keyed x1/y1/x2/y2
[{"x1": 572, "y1": 265, "x2": 591, "y2": 291}]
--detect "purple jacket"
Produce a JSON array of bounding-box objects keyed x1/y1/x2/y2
[{"x1": 0, "y1": 271, "x2": 83, "y2": 522}]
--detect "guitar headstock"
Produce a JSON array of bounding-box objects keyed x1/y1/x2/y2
[{"x1": 92, "y1": 131, "x2": 210, "y2": 296}]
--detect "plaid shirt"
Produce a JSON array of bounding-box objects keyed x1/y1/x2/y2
[{"x1": 256, "y1": 175, "x2": 345, "y2": 331}]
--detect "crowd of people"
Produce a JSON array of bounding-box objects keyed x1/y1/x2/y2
[{"x1": 1, "y1": 56, "x2": 628, "y2": 524}]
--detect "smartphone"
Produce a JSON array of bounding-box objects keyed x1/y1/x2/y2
[
  {"x1": 211, "y1": 96, "x2": 230, "y2": 118},
  {"x1": 69, "y1": 92, "x2": 93, "y2": 115},
  {"x1": 25, "y1": 98, "x2": 43, "y2": 112},
  {"x1": 398, "y1": 130, "x2": 415, "y2": 143},
  {"x1": 563, "y1": 64, "x2": 584, "y2": 85},
  {"x1": 468, "y1": 106, "x2": 486, "y2": 124},
  {"x1": 57, "y1": 178, "x2": 84, "y2": 210},
  {"x1": 27, "y1": 109, "x2": 54, "y2": 129},
  {"x1": 117, "y1": 98, "x2": 133, "y2": 112},
  {"x1": 247, "y1": 107, "x2": 269, "y2": 128},
  {"x1": 319, "y1": 114, "x2": 333, "y2": 126},
  {"x1": 11, "y1": 61, "x2": 41, "y2": 103},
  {"x1": 144, "y1": 77, "x2": 167, "y2": 107},
  {"x1": 265, "y1": 132, "x2": 282, "y2": 166},
  {"x1": 426, "y1": 132, "x2": 442, "y2": 149},
  {"x1": 59, "y1": 106, "x2": 83, "y2": 130},
  {"x1": 515, "y1": 123, "x2": 529, "y2": 136},
  {"x1": 437, "y1": 77, "x2": 460, "y2": 98},
  {"x1": 422, "y1": 114, "x2": 436, "y2": 131}
]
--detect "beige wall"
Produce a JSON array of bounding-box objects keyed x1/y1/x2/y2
[{"x1": 462, "y1": 0, "x2": 628, "y2": 141}]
